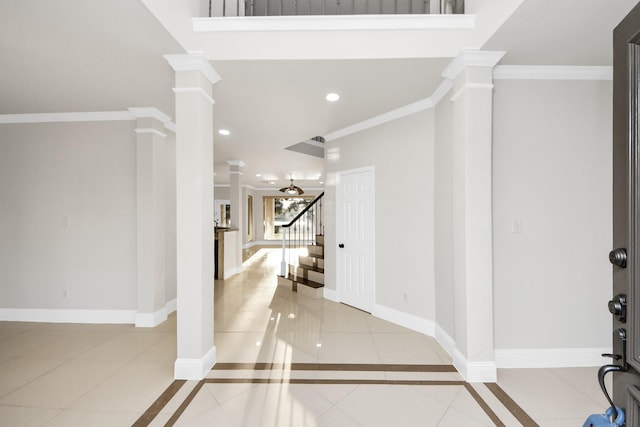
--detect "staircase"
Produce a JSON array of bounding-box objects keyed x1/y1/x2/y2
[
  {"x1": 277, "y1": 234, "x2": 324, "y2": 298},
  {"x1": 277, "y1": 192, "x2": 325, "y2": 298}
]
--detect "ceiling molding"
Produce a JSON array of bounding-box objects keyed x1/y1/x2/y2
[
  {"x1": 325, "y1": 97, "x2": 433, "y2": 142},
  {"x1": 441, "y1": 49, "x2": 506, "y2": 81},
  {"x1": 493, "y1": 65, "x2": 613, "y2": 81},
  {"x1": 0, "y1": 111, "x2": 134, "y2": 124},
  {"x1": 0, "y1": 109, "x2": 176, "y2": 132},
  {"x1": 134, "y1": 128, "x2": 168, "y2": 138},
  {"x1": 164, "y1": 51, "x2": 222, "y2": 85},
  {"x1": 193, "y1": 14, "x2": 475, "y2": 32}
]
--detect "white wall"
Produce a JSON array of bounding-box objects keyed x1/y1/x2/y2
[
  {"x1": 434, "y1": 88, "x2": 455, "y2": 339},
  {"x1": 325, "y1": 110, "x2": 436, "y2": 320},
  {"x1": 492, "y1": 79, "x2": 612, "y2": 351},
  {"x1": 165, "y1": 133, "x2": 177, "y2": 304},
  {"x1": 0, "y1": 121, "x2": 138, "y2": 311}
]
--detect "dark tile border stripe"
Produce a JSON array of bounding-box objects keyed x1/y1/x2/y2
[
  {"x1": 463, "y1": 383, "x2": 505, "y2": 427},
  {"x1": 164, "y1": 380, "x2": 206, "y2": 427},
  {"x1": 131, "y1": 380, "x2": 186, "y2": 427},
  {"x1": 136, "y1": 365, "x2": 523, "y2": 427},
  {"x1": 213, "y1": 362, "x2": 457, "y2": 372},
  {"x1": 205, "y1": 378, "x2": 466, "y2": 386},
  {"x1": 485, "y1": 382, "x2": 540, "y2": 427}
]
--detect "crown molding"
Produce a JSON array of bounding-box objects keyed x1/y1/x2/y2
[
  {"x1": 493, "y1": 65, "x2": 613, "y2": 81},
  {"x1": 164, "y1": 51, "x2": 222, "y2": 85},
  {"x1": 227, "y1": 160, "x2": 246, "y2": 167},
  {"x1": 0, "y1": 109, "x2": 176, "y2": 132},
  {"x1": 441, "y1": 49, "x2": 506, "y2": 81},
  {"x1": 134, "y1": 128, "x2": 167, "y2": 138},
  {"x1": 193, "y1": 14, "x2": 475, "y2": 33},
  {"x1": 325, "y1": 97, "x2": 433, "y2": 142},
  {"x1": 0, "y1": 111, "x2": 134, "y2": 124}
]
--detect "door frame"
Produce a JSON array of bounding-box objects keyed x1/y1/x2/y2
[
  {"x1": 612, "y1": 0, "x2": 640, "y2": 417},
  {"x1": 336, "y1": 166, "x2": 375, "y2": 312}
]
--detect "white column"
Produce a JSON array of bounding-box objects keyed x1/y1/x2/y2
[
  {"x1": 442, "y1": 49, "x2": 504, "y2": 382},
  {"x1": 227, "y1": 160, "x2": 244, "y2": 235},
  {"x1": 165, "y1": 53, "x2": 221, "y2": 380},
  {"x1": 227, "y1": 160, "x2": 244, "y2": 276},
  {"x1": 130, "y1": 108, "x2": 174, "y2": 328}
]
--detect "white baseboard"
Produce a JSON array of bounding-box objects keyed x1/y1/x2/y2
[
  {"x1": 135, "y1": 299, "x2": 177, "y2": 328},
  {"x1": 323, "y1": 288, "x2": 339, "y2": 302},
  {"x1": 495, "y1": 347, "x2": 611, "y2": 369},
  {"x1": 453, "y1": 348, "x2": 497, "y2": 383},
  {"x1": 174, "y1": 345, "x2": 217, "y2": 380},
  {"x1": 372, "y1": 303, "x2": 435, "y2": 336},
  {"x1": 0, "y1": 298, "x2": 178, "y2": 326},
  {"x1": 435, "y1": 324, "x2": 455, "y2": 358},
  {"x1": 223, "y1": 265, "x2": 243, "y2": 279},
  {"x1": 0, "y1": 308, "x2": 137, "y2": 324}
]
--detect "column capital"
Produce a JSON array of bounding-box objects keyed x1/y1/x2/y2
[
  {"x1": 226, "y1": 160, "x2": 246, "y2": 168},
  {"x1": 164, "y1": 52, "x2": 221, "y2": 85},
  {"x1": 128, "y1": 107, "x2": 176, "y2": 133},
  {"x1": 442, "y1": 49, "x2": 505, "y2": 81}
]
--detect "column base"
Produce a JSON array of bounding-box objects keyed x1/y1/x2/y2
[
  {"x1": 453, "y1": 348, "x2": 497, "y2": 383},
  {"x1": 174, "y1": 345, "x2": 216, "y2": 380}
]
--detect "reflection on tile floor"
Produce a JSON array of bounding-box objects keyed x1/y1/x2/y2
[{"x1": 0, "y1": 248, "x2": 609, "y2": 426}]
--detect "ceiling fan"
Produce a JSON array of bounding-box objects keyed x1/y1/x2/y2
[{"x1": 279, "y1": 178, "x2": 304, "y2": 196}]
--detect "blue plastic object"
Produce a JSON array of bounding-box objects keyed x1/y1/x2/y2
[{"x1": 583, "y1": 406, "x2": 625, "y2": 427}]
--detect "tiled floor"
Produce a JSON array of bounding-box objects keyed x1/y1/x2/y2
[{"x1": 0, "y1": 248, "x2": 609, "y2": 426}]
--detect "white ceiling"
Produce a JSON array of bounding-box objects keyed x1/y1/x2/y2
[{"x1": 1, "y1": 0, "x2": 638, "y2": 189}]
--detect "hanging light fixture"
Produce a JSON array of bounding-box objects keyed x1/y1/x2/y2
[{"x1": 279, "y1": 178, "x2": 304, "y2": 195}]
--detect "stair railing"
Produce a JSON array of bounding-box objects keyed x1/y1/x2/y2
[
  {"x1": 280, "y1": 192, "x2": 324, "y2": 277},
  {"x1": 209, "y1": 0, "x2": 465, "y2": 16}
]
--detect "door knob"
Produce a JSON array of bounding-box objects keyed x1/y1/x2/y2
[
  {"x1": 609, "y1": 248, "x2": 627, "y2": 268},
  {"x1": 608, "y1": 294, "x2": 627, "y2": 323},
  {"x1": 338, "y1": 243, "x2": 344, "y2": 248}
]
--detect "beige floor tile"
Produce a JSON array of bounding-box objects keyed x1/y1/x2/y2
[
  {"x1": 214, "y1": 383, "x2": 333, "y2": 427},
  {"x1": 370, "y1": 332, "x2": 447, "y2": 364},
  {"x1": 173, "y1": 384, "x2": 221, "y2": 425},
  {"x1": 22, "y1": 330, "x2": 117, "y2": 360},
  {"x1": 69, "y1": 362, "x2": 173, "y2": 412},
  {"x1": 317, "y1": 333, "x2": 382, "y2": 364},
  {"x1": 205, "y1": 382, "x2": 258, "y2": 405},
  {"x1": 42, "y1": 409, "x2": 140, "y2": 427},
  {"x1": 0, "y1": 359, "x2": 124, "y2": 409},
  {"x1": 309, "y1": 406, "x2": 361, "y2": 427},
  {"x1": 0, "y1": 405, "x2": 60, "y2": 427},
  {"x1": 336, "y1": 384, "x2": 450, "y2": 427},
  {"x1": 133, "y1": 333, "x2": 177, "y2": 362},
  {"x1": 497, "y1": 368, "x2": 604, "y2": 420},
  {"x1": 76, "y1": 332, "x2": 167, "y2": 362},
  {"x1": 0, "y1": 357, "x2": 67, "y2": 397}
]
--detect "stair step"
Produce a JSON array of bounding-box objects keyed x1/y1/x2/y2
[
  {"x1": 299, "y1": 256, "x2": 324, "y2": 269},
  {"x1": 287, "y1": 273, "x2": 324, "y2": 289},
  {"x1": 307, "y1": 245, "x2": 324, "y2": 257},
  {"x1": 295, "y1": 266, "x2": 324, "y2": 285}
]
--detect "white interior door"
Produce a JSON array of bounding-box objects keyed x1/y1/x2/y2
[{"x1": 337, "y1": 167, "x2": 374, "y2": 313}]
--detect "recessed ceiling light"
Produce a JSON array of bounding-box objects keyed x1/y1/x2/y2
[
  {"x1": 256, "y1": 173, "x2": 262, "y2": 177},
  {"x1": 326, "y1": 93, "x2": 340, "y2": 102},
  {"x1": 218, "y1": 129, "x2": 230, "y2": 136}
]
